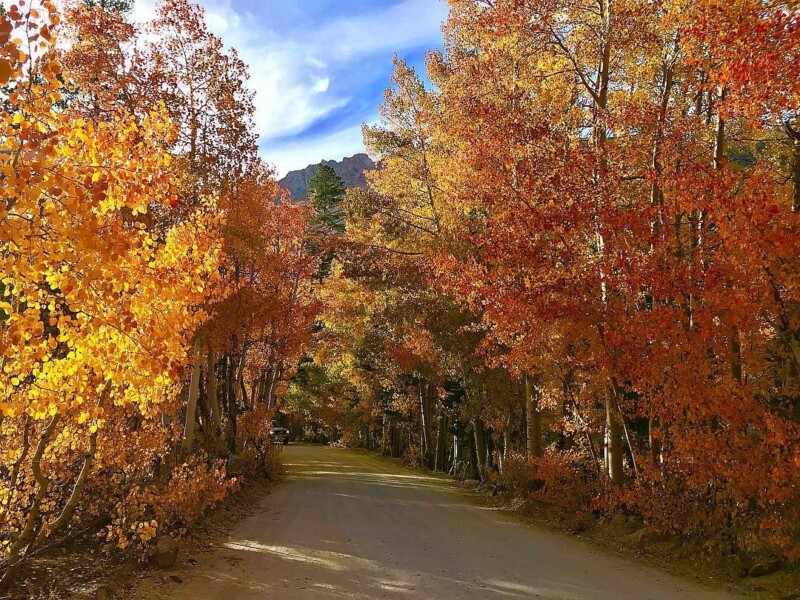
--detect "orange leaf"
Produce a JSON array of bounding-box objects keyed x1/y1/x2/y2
[{"x1": 0, "y1": 59, "x2": 11, "y2": 85}]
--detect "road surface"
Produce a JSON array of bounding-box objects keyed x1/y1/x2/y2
[{"x1": 130, "y1": 444, "x2": 737, "y2": 599}]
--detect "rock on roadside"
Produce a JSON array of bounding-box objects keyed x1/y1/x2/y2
[
  {"x1": 151, "y1": 535, "x2": 179, "y2": 569},
  {"x1": 625, "y1": 527, "x2": 677, "y2": 548},
  {"x1": 748, "y1": 559, "x2": 781, "y2": 578}
]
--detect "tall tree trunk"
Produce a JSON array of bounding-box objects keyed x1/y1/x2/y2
[
  {"x1": 237, "y1": 345, "x2": 249, "y2": 411},
  {"x1": 390, "y1": 422, "x2": 401, "y2": 458},
  {"x1": 219, "y1": 354, "x2": 229, "y2": 419},
  {"x1": 435, "y1": 411, "x2": 448, "y2": 471},
  {"x1": 0, "y1": 414, "x2": 60, "y2": 588},
  {"x1": 451, "y1": 433, "x2": 459, "y2": 475},
  {"x1": 207, "y1": 350, "x2": 220, "y2": 436},
  {"x1": 0, "y1": 416, "x2": 30, "y2": 531},
  {"x1": 44, "y1": 383, "x2": 112, "y2": 539},
  {"x1": 502, "y1": 415, "x2": 512, "y2": 473},
  {"x1": 525, "y1": 373, "x2": 543, "y2": 459},
  {"x1": 250, "y1": 375, "x2": 259, "y2": 408},
  {"x1": 256, "y1": 369, "x2": 268, "y2": 405},
  {"x1": 592, "y1": 0, "x2": 623, "y2": 488},
  {"x1": 468, "y1": 425, "x2": 480, "y2": 480},
  {"x1": 227, "y1": 352, "x2": 238, "y2": 454},
  {"x1": 266, "y1": 365, "x2": 281, "y2": 410},
  {"x1": 730, "y1": 331, "x2": 743, "y2": 383},
  {"x1": 605, "y1": 395, "x2": 624, "y2": 485},
  {"x1": 419, "y1": 380, "x2": 434, "y2": 468},
  {"x1": 711, "y1": 85, "x2": 744, "y2": 385},
  {"x1": 651, "y1": 40, "x2": 678, "y2": 252},
  {"x1": 486, "y1": 430, "x2": 497, "y2": 472},
  {"x1": 649, "y1": 416, "x2": 662, "y2": 465},
  {"x1": 473, "y1": 417, "x2": 487, "y2": 481},
  {"x1": 786, "y1": 120, "x2": 800, "y2": 213},
  {"x1": 712, "y1": 86, "x2": 726, "y2": 170},
  {"x1": 182, "y1": 337, "x2": 202, "y2": 451}
]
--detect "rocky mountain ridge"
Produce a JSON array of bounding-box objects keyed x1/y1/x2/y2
[{"x1": 278, "y1": 153, "x2": 375, "y2": 201}]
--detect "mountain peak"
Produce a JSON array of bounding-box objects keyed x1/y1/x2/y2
[{"x1": 279, "y1": 153, "x2": 376, "y2": 201}]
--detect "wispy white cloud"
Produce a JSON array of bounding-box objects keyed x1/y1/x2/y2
[
  {"x1": 130, "y1": 0, "x2": 447, "y2": 175},
  {"x1": 246, "y1": 46, "x2": 351, "y2": 141},
  {"x1": 310, "y1": 0, "x2": 447, "y2": 60}
]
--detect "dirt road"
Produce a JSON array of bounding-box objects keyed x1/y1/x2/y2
[{"x1": 130, "y1": 445, "x2": 737, "y2": 599}]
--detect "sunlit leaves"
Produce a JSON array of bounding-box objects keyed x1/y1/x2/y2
[
  {"x1": 0, "y1": 0, "x2": 285, "y2": 577},
  {"x1": 317, "y1": 0, "x2": 800, "y2": 561}
]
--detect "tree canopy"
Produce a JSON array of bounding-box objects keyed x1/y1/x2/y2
[{"x1": 2, "y1": 0, "x2": 800, "y2": 589}]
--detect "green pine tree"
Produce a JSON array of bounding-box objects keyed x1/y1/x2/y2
[{"x1": 308, "y1": 164, "x2": 346, "y2": 234}]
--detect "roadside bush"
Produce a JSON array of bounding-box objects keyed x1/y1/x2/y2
[
  {"x1": 236, "y1": 404, "x2": 283, "y2": 479},
  {"x1": 529, "y1": 453, "x2": 599, "y2": 512},
  {"x1": 488, "y1": 452, "x2": 599, "y2": 513},
  {"x1": 491, "y1": 456, "x2": 540, "y2": 496},
  {"x1": 107, "y1": 453, "x2": 237, "y2": 557}
]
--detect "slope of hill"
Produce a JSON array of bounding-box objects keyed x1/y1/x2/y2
[{"x1": 279, "y1": 153, "x2": 375, "y2": 200}]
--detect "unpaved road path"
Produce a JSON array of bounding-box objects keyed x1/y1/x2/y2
[{"x1": 130, "y1": 445, "x2": 737, "y2": 599}]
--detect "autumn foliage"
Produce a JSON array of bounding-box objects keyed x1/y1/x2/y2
[
  {"x1": 0, "y1": 0, "x2": 317, "y2": 586},
  {"x1": 303, "y1": 0, "x2": 800, "y2": 562},
  {"x1": 2, "y1": 0, "x2": 800, "y2": 588}
]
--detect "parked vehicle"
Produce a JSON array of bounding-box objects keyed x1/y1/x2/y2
[{"x1": 270, "y1": 425, "x2": 290, "y2": 445}]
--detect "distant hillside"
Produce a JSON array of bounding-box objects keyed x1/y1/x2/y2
[{"x1": 279, "y1": 153, "x2": 375, "y2": 201}]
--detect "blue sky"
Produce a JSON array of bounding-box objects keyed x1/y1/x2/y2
[{"x1": 132, "y1": 0, "x2": 449, "y2": 176}]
